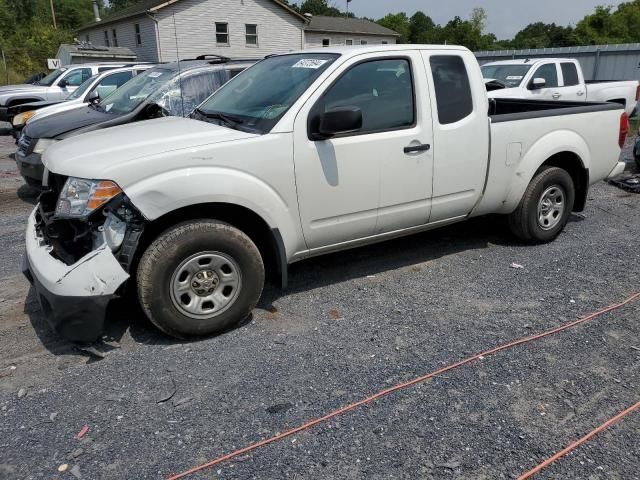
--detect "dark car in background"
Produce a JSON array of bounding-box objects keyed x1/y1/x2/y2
[{"x1": 16, "y1": 56, "x2": 257, "y2": 186}]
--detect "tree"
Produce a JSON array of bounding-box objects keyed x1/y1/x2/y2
[
  {"x1": 408, "y1": 11, "x2": 437, "y2": 44},
  {"x1": 512, "y1": 22, "x2": 578, "y2": 49},
  {"x1": 377, "y1": 13, "x2": 410, "y2": 43},
  {"x1": 298, "y1": 0, "x2": 345, "y2": 17}
]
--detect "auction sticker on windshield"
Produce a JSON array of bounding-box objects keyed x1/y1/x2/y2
[
  {"x1": 292, "y1": 59, "x2": 329, "y2": 69},
  {"x1": 506, "y1": 76, "x2": 523, "y2": 80},
  {"x1": 148, "y1": 72, "x2": 163, "y2": 78}
]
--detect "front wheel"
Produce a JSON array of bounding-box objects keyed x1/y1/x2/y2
[
  {"x1": 137, "y1": 220, "x2": 265, "y2": 339},
  {"x1": 508, "y1": 166, "x2": 575, "y2": 243}
]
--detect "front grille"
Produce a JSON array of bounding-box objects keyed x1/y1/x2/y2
[{"x1": 17, "y1": 134, "x2": 33, "y2": 155}]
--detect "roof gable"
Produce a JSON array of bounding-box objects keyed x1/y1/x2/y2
[
  {"x1": 78, "y1": 0, "x2": 307, "y2": 31},
  {"x1": 305, "y1": 16, "x2": 399, "y2": 37}
]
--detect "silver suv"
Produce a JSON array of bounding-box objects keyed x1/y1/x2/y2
[{"x1": 0, "y1": 63, "x2": 150, "y2": 123}]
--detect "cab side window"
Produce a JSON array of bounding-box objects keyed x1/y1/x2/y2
[
  {"x1": 430, "y1": 55, "x2": 473, "y2": 124},
  {"x1": 61, "y1": 68, "x2": 92, "y2": 87},
  {"x1": 532, "y1": 63, "x2": 558, "y2": 88},
  {"x1": 561, "y1": 63, "x2": 580, "y2": 86},
  {"x1": 315, "y1": 58, "x2": 415, "y2": 134},
  {"x1": 93, "y1": 71, "x2": 133, "y2": 99}
]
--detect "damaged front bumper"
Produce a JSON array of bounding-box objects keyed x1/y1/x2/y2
[{"x1": 23, "y1": 208, "x2": 130, "y2": 342}]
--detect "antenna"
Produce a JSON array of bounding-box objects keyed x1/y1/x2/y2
[{"x1": 172, "y1": 13, "x2": 186, "y2": 117}]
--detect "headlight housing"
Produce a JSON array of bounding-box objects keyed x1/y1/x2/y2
[
  {"x1": 33, "y1": 138, "x2": 59, "y2": 154},
  {"x1": 55, "y1": 177, "x2": 123, "y2": 218},
  {"x1": 12, "y1": 110, "x2": 36, "y2": 127}
]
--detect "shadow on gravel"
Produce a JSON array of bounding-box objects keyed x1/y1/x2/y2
[{"x1": 260, "y1": 215, "x2": 511, "y2": 309}]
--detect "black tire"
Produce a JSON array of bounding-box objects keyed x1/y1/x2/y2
[
  {"x1": 508, "y1": 166, "x2": 575, "y2": 243},
  {"x1": 137, "y1": 220, "x2": 264, "y2": 339},
  {"x1": 23, "y1": 176, "x2": 41, "y2": 188}
]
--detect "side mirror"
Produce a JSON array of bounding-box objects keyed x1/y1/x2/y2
[
  {"x1": 58, "y1": 79, "x2": 68, "y2": 88},
  {"x1": 530, "y1": 78, "x2": 546, "y2": 90},
  {"x1": 87, "y1": 90, "x2": 100, "y2": 103},
  {"x1": 313, "y1": 106, "x2": 363, "y2": 140}
]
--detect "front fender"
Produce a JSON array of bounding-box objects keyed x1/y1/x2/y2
[
  {"x1": 124, "y1": 167, "x2": 303, "y2": 261},
  {"x1": 500, "y1": 129, "x2": 589, "y2": 214}
]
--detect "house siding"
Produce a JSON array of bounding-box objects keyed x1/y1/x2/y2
[
  {"x1": 304, "y1": 32, "x2": 397, "y2": 48},
  {"x1": 80, "y1": 15, "x2": 160, "y2": 62},
  {"x1": 155, "y1": 0, "x2": 305, "y2": 61}
]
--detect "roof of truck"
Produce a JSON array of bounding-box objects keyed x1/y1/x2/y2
[
  {"x1": 284, "y1": 44, "x2": 471, "y2": 56},
  {"x1": 482, "y1": 58, "x2": 577, "y2": 66}
]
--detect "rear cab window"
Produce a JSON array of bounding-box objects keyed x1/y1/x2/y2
[
  {"x1": 561, "y1": 62, "x2": 580, "y2": 86},
  {"x1": 429, "y1": 55, "x2": 473, "y2": 124}
]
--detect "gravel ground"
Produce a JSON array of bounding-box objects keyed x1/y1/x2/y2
[{"x1": 0, "y1": 127, "x2": 639, "y2": 479}]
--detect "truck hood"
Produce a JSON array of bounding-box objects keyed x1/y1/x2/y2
[
  {"x1": 23, "y1": 105, "x2": 117, "y2": 139},
  {"x1": 0, "y1": 84, "x2": 46, "y2": 101},
  {"x1": 43, "y1": 116, "x2": 258, "y2": 180},
  {"x1": 487, "y1": 87, "x2": 523, "y2": 99}
]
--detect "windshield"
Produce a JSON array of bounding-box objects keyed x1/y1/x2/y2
[
  {"x1": 481, "y1": 64, "x2": 532, "y2": 88},
  {"x1": 67, "y1": 75, "x2": 97, "y2": 100},
  {"x1": 197, "y1": 53, "x2": 339, "y2": 133},
  {"x1": 99, "y1": 67, "x2": 175, "y2": 115},
  {"x1": 38, "y1": 68, "x2": 67, "y2": 86}
]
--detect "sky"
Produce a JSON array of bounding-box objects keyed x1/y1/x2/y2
[{"x1": 295, "y1": 0, "x2": 627, "y2": 40}]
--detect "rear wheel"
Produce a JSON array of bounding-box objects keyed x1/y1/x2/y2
[
  {"x1": 508, "y1": 166, "x2": 575, "y2": 243},
  {"x1": 137, "y1": 220, "x2": 264, "y2": 339}
]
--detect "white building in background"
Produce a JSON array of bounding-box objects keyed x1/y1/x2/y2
[{"x1": 76, "y1": 0, "x2": 398, "y2": 62}]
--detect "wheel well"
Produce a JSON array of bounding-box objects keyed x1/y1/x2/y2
[
  {"x1": 7, "y1": 98, "x2": 42, "y2": 107},
  {"x1": 135, "y1": 203, "x2": 286, "y2": 288},
  {"x1": 536, "y1": 152, "x2": 589, "y2": 212}
]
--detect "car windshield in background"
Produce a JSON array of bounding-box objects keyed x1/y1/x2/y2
[
  {"x1": 99, "y1": 67, "x2": 175, "y2": 115},
  {"x1": 197, "y1": 53, "x2": 339, "y2": 133},
  {"x1": 67, "y1": 75, "x2": 98, "y2": 100},
  {"x1": 481, "y1": 64, "x2": 532, "y2": 87},
  {"x1": 37, "y1": 68, "x2": 66, "y2": 86}
]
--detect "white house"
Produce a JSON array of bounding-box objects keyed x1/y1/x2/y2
[{"x1": 76, "y1": 0, "x2": 398, "y2": 63}]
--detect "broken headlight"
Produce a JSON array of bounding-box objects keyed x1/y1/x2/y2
[{"x1": 56, "y1": 177, "x2": 123, "y2": 218}]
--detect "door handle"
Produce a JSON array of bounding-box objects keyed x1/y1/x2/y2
[
  {"x1": 577, "y1": 90, "x2": 585, "y2": 96},
  {"x1": 552, "y1": 93, "x2": 561, "y2": 99},
  {"x1": 404, "y1": 143, "x2": 431, "y2": 153}
]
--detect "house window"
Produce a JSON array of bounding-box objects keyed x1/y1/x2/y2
[
  {"x1": 245, "y1": 24, "x2": 258, "y2": 46},
  {"x1": 360, "y1": 40, "x2": 368, "y2": 45},
  {"x1": 112, "y1": 28, "x2": 118, "y2": 47},
  {"x1": 85, "y1": 34, "x2": 90, "y2": 43},
  {"x1": 104, "y1": 30, "x2": 110, "y2": 47},
  {"x1": 322, "y1": 38, "x2": 330, "y2": 47},
  {"x1": 382, "y1": 41, "x2": 388, "y2": 44},
  {"x1": 216, "y1": 23, "x2": 229, "y2": 45},
  {"x1": 345, "y1": 39, "x2": 353, "y2": 46},
  {"x1": 134, "y1": 23, "x2": 142, "y2": 46}
]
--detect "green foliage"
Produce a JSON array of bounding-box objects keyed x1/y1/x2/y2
[
  {"x1": 0, "y1": 0, "x2": 93, "y2": 83},
  {"x1": 377, "y1": 13, "x2": 410, "y2": 43},
  {"x1": 510, "y1": 22, "x2": 578, "y2": 49},
  {"x1": 298, "y1": 0, "x2": 347, "y2": 17}
]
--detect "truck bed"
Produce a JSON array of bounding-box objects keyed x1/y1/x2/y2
[{"x1": 489, "y1": 98, "x2": 622, "y2": 123}]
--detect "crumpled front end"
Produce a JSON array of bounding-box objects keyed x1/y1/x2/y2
[{"x1": 23, "y1": 173, "x2": 145, "y2": 342}]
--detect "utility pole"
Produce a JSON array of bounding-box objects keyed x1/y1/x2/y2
[{"x1": 49, "y1": 0, "x2": 57, "y2": 29}]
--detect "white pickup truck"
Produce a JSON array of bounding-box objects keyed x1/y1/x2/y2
[
  {"x1": 23, "y1": 45, "x2": 628, "y2": 342},
  {"x1": 482, "y1": 58, "x2": 639, "y2": 117}
]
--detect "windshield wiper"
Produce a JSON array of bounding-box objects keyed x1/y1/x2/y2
[{"x1": 195, "y1": 108, "x2": 244, "y2": 126}]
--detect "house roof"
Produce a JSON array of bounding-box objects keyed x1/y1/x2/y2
[
  {"x1": 305, "y1": 16, "x2": 399, "y2": 37},
  {"x1": 57, "y1": 43, "x2": 137, "y2": 59},
  {"x1": 77, "y1": 0, "x2": 307, "y2": 31}
]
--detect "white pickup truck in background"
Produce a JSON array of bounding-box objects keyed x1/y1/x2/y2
[
  {"x1": 482, "y1": 58, "x2": 639, "y2": 117},
  {"x1": 23, "y1": 45, "x2": 628, "y2": 343}
]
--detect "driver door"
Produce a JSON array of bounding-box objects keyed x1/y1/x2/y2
[
  {"x1": 527, "y1": 62, "x2": 561, "y2": 101},
  {"x1": 49, "y1": 68, "x2": 91, "y2": 101},
  {"x1": 293, "y1": 52, "x2": 433, "y2": 250}
]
